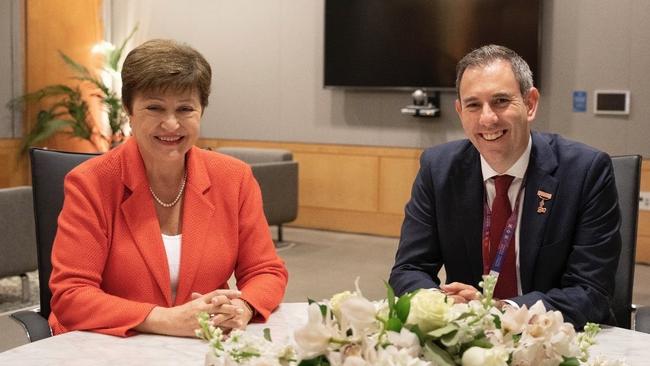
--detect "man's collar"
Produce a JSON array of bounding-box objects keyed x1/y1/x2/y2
[{"x1": 481, "y1": 135, "x2": 532, "y2": 181}]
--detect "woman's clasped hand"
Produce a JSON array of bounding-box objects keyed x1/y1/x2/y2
[{"x1": 135, "y1": 290, "x2": 253, "y2": 337}]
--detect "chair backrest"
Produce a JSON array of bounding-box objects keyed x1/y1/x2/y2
[
  {"x1": 30, "y1": 148, "x2": 98, "y2": 318},
  {"x1": 0, "y1": 186, "x2": 37, "y2": 278},
  {"x1": 610, "y1": 155, "x2": 641, "y2": 329}
]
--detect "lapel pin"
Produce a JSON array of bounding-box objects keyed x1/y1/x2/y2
[{"x1": 536, "y1": 190, "x2": 552, "y2": 214}]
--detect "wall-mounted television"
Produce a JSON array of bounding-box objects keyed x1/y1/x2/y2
[{"x1": 324, "y1": 0, "x2": 542, "y2": 90}]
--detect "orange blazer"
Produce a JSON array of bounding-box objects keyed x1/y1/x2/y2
[{"x1": 49, "y1": 139, "x2": 288, "y2": 336}]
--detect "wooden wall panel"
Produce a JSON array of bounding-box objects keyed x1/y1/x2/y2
[
  {"x1": 199, "y1": 138, "x2": 422, "y2": 237},
  {"x1": 0, "y1": 1, "x2": 104, "y2": 188},
  {"x1": 379, "y1": 157, "x2": 420, "y2": 215},
  {"x1": 297, "y1": 152, "x2": 378, "y2": 211},
  {"x1": 636, "y1": 160, "x2": 650, "y2": 263},
  {"x1": 25, "y1": 0, "x2": 103, "y2": 151},
  {"x1": 0, "y1": 139, "x2": 29, "y2": 188}
]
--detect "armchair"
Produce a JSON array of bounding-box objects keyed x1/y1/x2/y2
[
  {"x1": 0, "y1": 186, "x2": 37, "y2": 302},
  {"x1": 213, "y1": 147, "x2": 298, "y2": 243}
]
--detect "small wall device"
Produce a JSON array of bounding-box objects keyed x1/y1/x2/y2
[{"x1": 593, "y1": 90, "x2": 630, "y2": 115}]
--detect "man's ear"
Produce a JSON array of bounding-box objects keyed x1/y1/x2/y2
[
  {"x1": 525, "y1": 87, "x2": 540, "y2": 121},
  {"x1": 455, "y1": 99, "x2": 462, "y2": 117}
]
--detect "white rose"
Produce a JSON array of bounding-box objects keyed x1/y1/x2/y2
[
  {"x1": 406, "y1": 289, "x2": 453, "y2": 333},
  {"x1": 339, "y1": 295, "x2": 378, "y2": 332},
  {"x1": 330, "y1": 291, "x2": 355, "y2": 321},
  {"x1": 461, "y1": 346, "x2": 508, "y2": 366},
  {"x1": 294, "y1": 303, "x2": 332, "y2": 357}
]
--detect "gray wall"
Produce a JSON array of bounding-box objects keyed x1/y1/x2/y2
[
  {"x1": 106, "y1": 1, "x2": 650, "y2": 155},
  {"x1": 0, "y1": 0, "x2": 23, "y2": 138}
]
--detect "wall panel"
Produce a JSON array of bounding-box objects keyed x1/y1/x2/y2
[{"x1": 0, "y1": 139, "x2": 28, "y2": 188}]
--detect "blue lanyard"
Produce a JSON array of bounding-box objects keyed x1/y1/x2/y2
[{"x1": 481, "y1": 178, "x2": 526, "y2": 278}]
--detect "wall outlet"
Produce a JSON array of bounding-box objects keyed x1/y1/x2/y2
[{"x1": 639, "y1": 191, "x2": 650, "y2": 211}]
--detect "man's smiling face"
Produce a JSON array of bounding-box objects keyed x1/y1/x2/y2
[{"x1": 455, "y1": 59, "x2": 539, "y2": 173}]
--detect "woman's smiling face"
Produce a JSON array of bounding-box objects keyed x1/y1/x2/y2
[{"x1": 129, "y1": 88, "x2": 202, "y2": 165}]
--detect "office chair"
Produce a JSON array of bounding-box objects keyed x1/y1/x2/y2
[
  {"x1": 9, "y1": 148, "x2": 98, "y2": 343},
  {"x1": 609, "y1": 155, "x2": 642, "y2": 329}
]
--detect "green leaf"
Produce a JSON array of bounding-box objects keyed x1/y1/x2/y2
[
  {"x1": 21, "y1": 118, "x2": 73, "y2": 154},
  {"x1": 386, "y1": 317, "x2": 403, "y2": 332},
  {"x1": 427, "y1": 323, "x2": 458, "y2": 338},
  {"x1": 464, "y1": 337, "x2": 493, "y2": 349},
  {"x1": 559, "y1": 357, "x2": 581, "y2": 366},
  {"x1": 422, "y1": 340, "x2": 456, "y2": 366},
  {"x1": 6, "y1": 84, "x2": 77, "y2": 109},
  {"x1": 307, "y1": 299, "x2": 328, "y2": 318},
  {"x1": 384, "y1": 281, "x2": 396, "y2": 315},
  {"x1": 492, "y1": 313, "x2": 501, "y2": 329},
  {"x1": 440, "y1": 329, "x2": 461, "y2": 347},
  {"x1": 395, "y1": 294, "x2": 411, "y2": 323},
  {"x1": 263, "y1": 328, "x2": 272, "y2": 342},
  {"x1": 59, "y1": 51, "x2": 92, "y2": 78},
  {"x1": 108, "y1": 25, "x2": 139, "y2": 71},
  {"x1": 298, "y1": 355, "x2": 330, "y2": 366}
]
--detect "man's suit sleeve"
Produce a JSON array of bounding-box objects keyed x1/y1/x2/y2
[
  {"x1": 389, "y1": 151, "x2": 444, "y2": 295},
  {"x1": 512, "y1": 151, "x2": 621, "y2": 328}
]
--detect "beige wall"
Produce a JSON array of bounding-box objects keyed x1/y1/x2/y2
[
  {"x1": 4, "y1": 1, "x2": 650, "y2": 261},
  {"x1": 112, "y1": 0, "x2": 650, "y2": 156}
]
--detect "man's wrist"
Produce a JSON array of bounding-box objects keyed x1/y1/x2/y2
[{"x1": 496, "y1": 299, "x2": 519, "y2": 310}]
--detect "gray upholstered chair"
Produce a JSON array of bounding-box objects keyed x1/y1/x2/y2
[
  {"x1": 635, "y1": 306, "x2": 650, "y2": 334},
  {"x1": 0, "y1": 186, "x2": 37, "y2": 302},
  {"x1": 213, "y1": 147, "x2": 299, "y2": 243}
]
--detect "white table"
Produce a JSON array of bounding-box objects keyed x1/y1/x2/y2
[{"x1": 1, "y1": 303, "x2": 648, "y2": 365}]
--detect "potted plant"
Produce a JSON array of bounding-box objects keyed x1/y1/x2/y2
[{"x1": 7, "y1": 27, "x2": 137, "y2": 154}]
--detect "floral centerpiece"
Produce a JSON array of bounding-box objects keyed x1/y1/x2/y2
[{"x1": 197, "y1": 276, "x2": 627, "y2": 366}]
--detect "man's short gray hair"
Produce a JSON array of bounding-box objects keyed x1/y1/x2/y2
[{"x1": 455, "y1": 44, "x2": 533, "y2": 99}]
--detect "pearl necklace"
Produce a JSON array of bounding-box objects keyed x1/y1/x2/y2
[{"x1": 149, "y1": 170, "x2": 187, "y2": 208}]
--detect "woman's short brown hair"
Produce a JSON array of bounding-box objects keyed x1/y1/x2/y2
[{"x1": 121, "y1": 39, "x2": 212, "y2": 114}]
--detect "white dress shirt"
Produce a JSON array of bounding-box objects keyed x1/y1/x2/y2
[{"x1": 480, "y1": 135, "x2": 532, "y2": 297}]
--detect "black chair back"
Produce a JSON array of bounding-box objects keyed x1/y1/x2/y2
[
  {"x1": 610, "y1": 155, "x2": 641, "y2": 329},
  {"x1": 30, "y1": 148, "x2": 98, "y2": 318}
]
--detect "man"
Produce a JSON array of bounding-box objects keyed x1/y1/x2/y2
[{"x1": 389, "y1": 45, "x2": 621, "y2": 328}]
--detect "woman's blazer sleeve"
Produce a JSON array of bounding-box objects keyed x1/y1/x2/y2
[
  {"x1": 233, "y1": 166, "x2": 288, "y2": 321},
  {"x1": 49, "y1": 169, "x2": 156, "y2": 337}
]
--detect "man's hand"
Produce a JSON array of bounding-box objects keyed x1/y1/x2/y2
[{"x1": 439, "y1": 282, "x2": 480, "y2": 304}]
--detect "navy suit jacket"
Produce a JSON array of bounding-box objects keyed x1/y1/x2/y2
[{"x1": 389, "y1": 131, "x2": 621, "y2": 328}]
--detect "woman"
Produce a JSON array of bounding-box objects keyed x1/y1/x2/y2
[{"x1": 49, "y1": 39, "x2": 288, "y2": 337}]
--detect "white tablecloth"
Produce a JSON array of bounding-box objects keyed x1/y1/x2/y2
[{"x1": 0, "y1": 303, "x2": 648, "y2": 365}]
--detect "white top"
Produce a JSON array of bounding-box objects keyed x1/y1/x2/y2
[
  {"x1": 162, "y1": 234, "x2": 181, "y2": 302},
  {"x1": 480, "y1": 135, "x2": 532, "y2": 297}
]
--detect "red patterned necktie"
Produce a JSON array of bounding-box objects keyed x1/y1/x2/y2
[{"x1": 490, "y1": 175, "x2": 518, "y2": 299}]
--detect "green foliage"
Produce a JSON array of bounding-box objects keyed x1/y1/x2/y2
[
  {"x1": 298, "y1": 355, "x2": 330, "y2": 366},
  {"x1": 6, "y1": 27, "x2": 137, "y2": 154}
]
